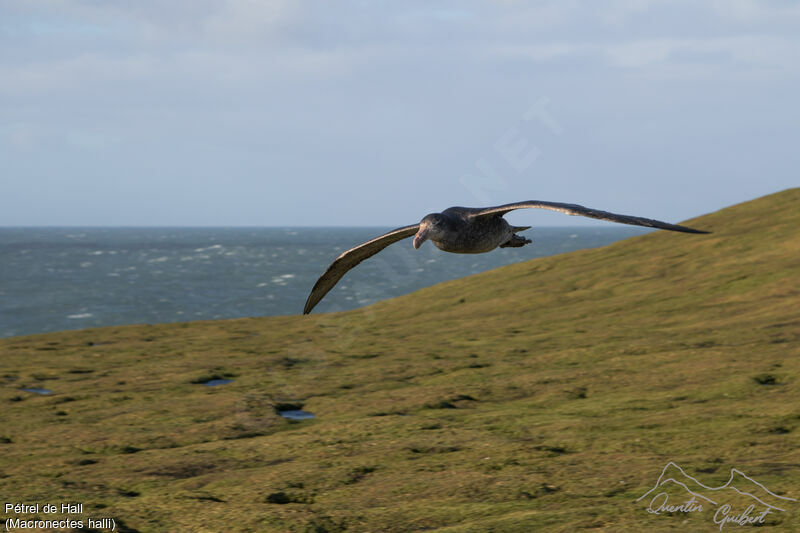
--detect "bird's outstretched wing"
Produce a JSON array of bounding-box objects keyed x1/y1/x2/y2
[
  {"x1": 304, "y1": 224, "x2": 420, "y2": 314},
  {"x1": 470, "y1": 201, "x2": 709, "y2": 234}
]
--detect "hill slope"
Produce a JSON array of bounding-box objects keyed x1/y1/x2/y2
[{"x1": 1, "y1": 188, "x2": 799, "y2": 532}]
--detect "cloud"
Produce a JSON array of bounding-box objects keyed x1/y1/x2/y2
[
  {"x1": 3, "y1": 1, "x2": 798, "y2": 94},
  {"x1": 603, "y1": 35, "x2": 799, "y2": 71},
  {"x1": 710, "y1": 0, "x2": 800, "y2": 22}
]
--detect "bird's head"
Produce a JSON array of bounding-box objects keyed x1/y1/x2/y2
[{"x1": 413, "y1": 213, "x2": 447, "y2": 249}]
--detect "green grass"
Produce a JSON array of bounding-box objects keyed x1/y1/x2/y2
[{"x1": 2, "y1": 188, "x2": 799, "y2": 532}]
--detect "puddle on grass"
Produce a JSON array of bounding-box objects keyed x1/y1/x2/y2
[
  {"x1": 20, "y1": 388, "x2": 53, "y2": 395},
  {"x1": 278, "y1": 409, "x2": 315, "y2": 420},
  {"x1": 203, "y1": 379, "x2": 234, "y2": 387}
]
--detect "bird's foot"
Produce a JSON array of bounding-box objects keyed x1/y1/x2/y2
[{"x1": 500, "y1": 234, "x2": 532, "y2": 248}]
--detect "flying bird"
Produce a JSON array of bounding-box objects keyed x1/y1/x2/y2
[{"x1": 303, "y1": 200, "x2": 709, "y2": 314}]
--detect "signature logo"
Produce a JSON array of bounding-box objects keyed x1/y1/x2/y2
[{"x1": 636, "y1": 462, "x2": 796, "y2": 530}]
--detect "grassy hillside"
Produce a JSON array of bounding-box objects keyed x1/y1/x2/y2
[{"x1": 1, "y1": 188, "x2": 799, "y2": 532}]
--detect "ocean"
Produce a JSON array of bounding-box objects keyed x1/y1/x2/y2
[{"x1": 0, "y1": 226, "x2": 648, "y2": 338}]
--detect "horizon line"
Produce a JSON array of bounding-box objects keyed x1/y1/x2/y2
[{"x1": 0, "y1": 224, "x2": 655, "y2": 230}]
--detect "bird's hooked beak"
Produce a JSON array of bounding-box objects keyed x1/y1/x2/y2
[{"x1": 412, "y1": 227, "x2": 429, "y2": 249}]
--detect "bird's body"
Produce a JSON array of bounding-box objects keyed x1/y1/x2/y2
[
  {"x1": 303, "y1": 200, "x2": 709, "y2": 314},
  {"x1": 422, "y1": 207, "x2": 525, "y2": 253}
]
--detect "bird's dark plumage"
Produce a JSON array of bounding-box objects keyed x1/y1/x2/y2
[
  {"x1": 303, "y1": 224, "x2": 419, "y2": 315},
  {"x1": 303, "y1": 201, "x2": 709, "y2": 314}
]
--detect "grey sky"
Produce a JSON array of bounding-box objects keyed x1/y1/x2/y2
[{"x1": 2, "y1": 1, "x2": 798, "y2": 226}]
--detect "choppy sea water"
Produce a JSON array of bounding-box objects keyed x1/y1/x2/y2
[{"x1": 0, "y1": 226, "x2": 647, "y2": 338}]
